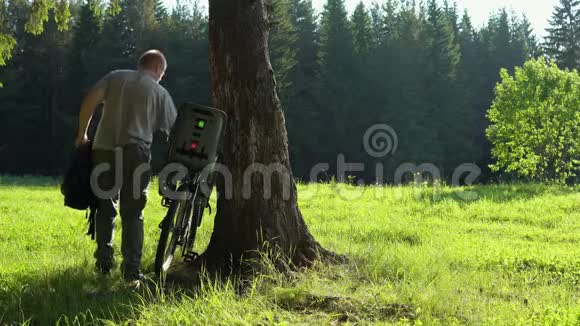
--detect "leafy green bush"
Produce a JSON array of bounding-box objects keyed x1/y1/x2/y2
[{"x1": 487, "y1": 58, "x2": 580, "y2": 183}]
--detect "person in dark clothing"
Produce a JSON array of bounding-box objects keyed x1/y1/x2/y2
[{"x1": 75, "y1": 50, "x2": 177, "y2": 282}]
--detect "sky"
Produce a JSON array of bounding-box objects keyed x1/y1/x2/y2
[{"x1": 164, "y1": 0, "x2": 557, "y2": 37}]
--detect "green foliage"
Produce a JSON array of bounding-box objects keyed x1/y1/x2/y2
[
  {"x1": 25, "y1": 0, "x2": 71, "y2": 35},
  {"x1": 0, "y1": 0, "x2": 117, "y2": 65},
  {"x1": 0, "y1": 0, "x2": 16, "y2": 79},
  {"x1": 487, "y1": 58, "x2": 580, "y2": 182},
  {"x1": 0, "y1": 32, "x2": 15, "y2": 73},
  {"x1": 0, "y1": 180, "x2": 579, "y2": 324}
]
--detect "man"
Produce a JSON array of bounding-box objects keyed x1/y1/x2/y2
[{"x1": 75, "y1": 50, "x2": 177, "y2": 282}]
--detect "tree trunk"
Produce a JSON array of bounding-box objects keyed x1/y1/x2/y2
[{"x1": 201, "y1": 0, "x2": 335, "y2": 270}]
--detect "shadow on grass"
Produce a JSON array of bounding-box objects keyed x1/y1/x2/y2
[
  {"x1": 273, "y1": 286, "x2": 417, "y2": 324},
  {"x1": 0, "y1": 258, "x2": 240, "y2": 325},
  {"x1": 439, "y1": 183, "x2": 579, "y2": 204},
  {"x1": 0, "y1": 266, "x2": 148, "y2": 325},
  {"x1": 0, "y1": 175, "x2": 61, "y2": 187}
]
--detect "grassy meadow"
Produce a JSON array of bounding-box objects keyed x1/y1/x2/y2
[{"x1": 0, "y1": 176, "x2": 578, "y2": 325}]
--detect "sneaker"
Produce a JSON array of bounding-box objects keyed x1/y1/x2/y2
[
  {"x1": 123, "y1": 271, "x2": 147, "y2": 290},
  {"x1": 123, "y1": 270, "x2": 145, "y2": 282}
]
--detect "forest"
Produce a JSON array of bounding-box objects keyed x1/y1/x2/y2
[{"x1": 0, "y1": 0, "x2": 575, "y2": 183}]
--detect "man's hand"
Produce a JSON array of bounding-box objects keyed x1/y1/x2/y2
[{"x1": 75, "y1": 134, "x2": 89, "y2": 147}]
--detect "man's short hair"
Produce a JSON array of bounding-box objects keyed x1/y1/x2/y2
[{"x1": 138, "y1": 50, "x2": 167, "y2": 70}]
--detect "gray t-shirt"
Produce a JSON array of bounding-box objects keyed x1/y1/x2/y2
[{"x1": 93, "y1": 69, "x2": 177, "y2": 150}]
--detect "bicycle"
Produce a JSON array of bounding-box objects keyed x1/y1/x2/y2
[{"x1": 154, "y1": 103, "x2": 226, "y2": 277}]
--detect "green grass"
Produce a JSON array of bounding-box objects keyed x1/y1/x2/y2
[{"x1": 0, "y1": 176, "x2": 579, "y2": 325}]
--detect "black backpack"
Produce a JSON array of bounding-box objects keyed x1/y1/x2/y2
[{"x1": 61, "y1": 143, "x2": 97, "y2": 239}]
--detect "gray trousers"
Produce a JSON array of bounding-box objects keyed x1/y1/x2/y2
[{"x1": 92, "y1": 144, "x2": 151, "y2": 274}]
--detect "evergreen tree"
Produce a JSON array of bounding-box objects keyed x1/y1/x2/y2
[
  {"x1": 318, "y1": 0, "x2": 354, "y2": 73},
  {"x1": 285, "y1": 0, "x2": 320, "y2": 176},
  {"x1": 350, "y1": 1, "x2": 377, "y2": 170},
  {"x1": 351, "y1": 2, "x2": 373, "y2": 56},
  {"x1": 96, "y1": 1, "x2": 138, "y2": 70},
  {"x1": 457, "y1": 10, "x2": 486, "y2": 165},
  {"x1": 544, "y1": 0, "x2": 580, "y2": 69},
  {"x1": 458, "y1": 10, "x2": 477, "y2": 53},
  {"x1": 380, "y1": 0, "x2": 398, "y2": 44},
  {"x1": 479, "y1": 10, "x2": 512, "y2": 95},
  {"x1": 0, "y1": 4, "x2": 72, "y2": 173},
  {"x1": 386, "y1": 1, "x2": 430, "y2": 168},
  {"x1": 94, "y1": 0, "x2": 158, "y2": 71},
  {"x1": 480, "y1": 10, "x2": 534, "y2": 91},
  {"x1": 269, "y1": 0, "x2": 297, "y2": 101},
  {"x1": 422, "y1": 0, "x2": 462, "y2": 170},
  {"x1": 369, "y1": 2, "x2": 383, "y2": 46},
  {"x1": 288, "y1": 0, "x2": 318, "y2": 87},
  {"x1": 513, "y1": 16, "x2": 539, "y2": 60},
  {"x1": 67, "y1": 0, "x2": 103, "y2": 108},
  {"x1": 317, "y1": 0, "x2": 355, "y2": 172},
  {"x1": 153, "y1": 0, "x2": 168, "y2": 23},
  {"x1": 162, "y1": 1, "x2": 210, "y2": 104},
  {"x1": 443, "y1": 0, "x2": 459, "y2": 36},
  {"x1": 424, "y1": 0, "x2": 460, "y2": 80}
]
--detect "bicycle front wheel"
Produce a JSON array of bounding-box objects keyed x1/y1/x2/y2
[{"x1": 155, "y1": 199, "x2": 188, "y2": 277}]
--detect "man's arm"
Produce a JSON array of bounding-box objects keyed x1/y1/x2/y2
[
  {"x1": 75, "y1": 86, "x2": 106, "y2": 147},
  {"x1": 157, "y1": 90, "x2": 178, "y2": 141}
]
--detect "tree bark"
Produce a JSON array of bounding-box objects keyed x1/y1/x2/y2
[{"x1": 201, "y1": 0, "x2": 336, "y2": 271}]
